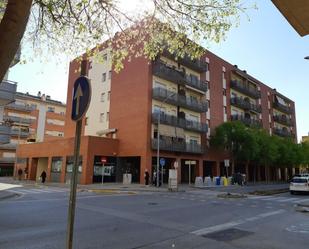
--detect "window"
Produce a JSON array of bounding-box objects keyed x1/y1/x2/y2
[
  {"x1": 224, "y1": 106, "x2": 227, "y2": 114},
  {"x1": 100, "y1": 113, "x2": 104, "y2": 123},
  {"x1": 103, "y1": 54, "x2": 107, "y2": 61},
  {"x1": 108, "y1": 70, "x2": 112, "y2": 79},
  {"x1": 106, "y1": 112, "x2": 109, "y2": 121},
  {"x1": 107, "y1": 91, "x2": 110, "y2": 100},
  {"x1": 207, "y1": 100, "x2": 210, "y2": 109},
  {"x1": 223, "y1": 89, "x2": 226, "y2": 96},
  {"x1": 206, "y1": 62, "x2": 209, "y2": 71},
  {"x1": 58, "y1": 133, "x2": 64, "y2": 137},
  {"x1": 47, "y1": 107, "x2": 55, "y2": 112},
  {"x1": 101, "y1": 93, "x2": 105, "y2": 102},
  {"x1": 102, "y1": 73, "x2": 106, "y2": 82},
  {"x1": 30, "y1": 104, "x2": 37, "y2": 110}
]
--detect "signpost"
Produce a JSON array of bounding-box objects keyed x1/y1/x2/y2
[
  {"x1": 224, "y1": 159, "x2": 230, "y2": 177},
  {"x1": 66, "y1": 61, "x2": 91, "y2": 249},
  {"x1": 160, "y1": 158, "x2": 165, "y2": 185}
]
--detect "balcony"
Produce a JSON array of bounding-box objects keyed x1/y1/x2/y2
[
  {"x1": 153, "y1": 61, "x2": 184, "y2": 85},
  {"x1": 3, "y1": 115, "x2": 32, "y2": 125},
  {"x1": 152, "y1": 87, "x2": 208, "y2": 113},
  {"x1": 231, "y1": 114, "x2": 261, "y2": 128},
  {"x1": 0, "y1": 124, "x2": 11, "y2": 144},
  {"x1": 10, "y1": 128, "x2": 29, "y2": 138},
  {"x1": 152, "y1": 137, "x2": 203, "y2": 154},
  {"x1": 230, "y1": 80, "x2": 260, "y2": 99},
  {"x1": 230, "y1": 97, "x2": 261, "y2": 113},
  {"x1": 273, "y1": 102, "x2": 292, "y2": 114},
  {"x1": 273, "y1": 128, "x2": 294, "y2": 138},
  {"x1": 153, "y1": 60, "x2": 208, "y2": 92},
  {"x1": 184, "y1": 75, "x2": 208, "y2": 92},
  {"x1": 152, "y1": 112, "x2": 208, "y2": 133},
  {"x1": 162, "y1": 50, "x2": 207, "y2": 73},
  {"x1": 273, "y1": 115, "x2": 293, "y2": 126},
  {"x1": 5, "y1": 103, "x2": 33, "y2": 112},
  {"x1": 0, "y1": 80, "x2": 17, "y2": 105}
]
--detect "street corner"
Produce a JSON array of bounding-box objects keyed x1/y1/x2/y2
[{"x1": 0, "y1": 190, "x2": 20, "y2": 201}]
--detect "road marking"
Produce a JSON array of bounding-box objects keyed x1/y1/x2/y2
[
  {"x1": 191, "y1": 209, "x2": 285, "y2": 236},
  {"x1": 277, "y1": 198, "x2": 298, "y2": 203},
  {"x1": 293, "y1": 199, "x2": 309, "y2": 203}
]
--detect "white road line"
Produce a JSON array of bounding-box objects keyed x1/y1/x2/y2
[
  {"x1": 191, "y1": 209, "x2": 285, "y2": 236},
  {"x1": 293, "y1": 199, "x2": 309, "y2": 203},
  {"x1": 268, "y1": 197, "x2": 286, "y2": 201},
  {"x1": 277, "y1": 198, "x2": 298, "y2": 203}
]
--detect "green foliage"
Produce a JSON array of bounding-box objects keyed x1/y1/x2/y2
[
  {"x1": 211, "y1": 121, "x2": 303, "y2": 169},
  {"x1": 0, "y1": 0, "x2": 255, "y2": 71}
]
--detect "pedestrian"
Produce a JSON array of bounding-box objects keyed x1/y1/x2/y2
[
  {"x1": 40, "y1": 171, "x2": 47, "y2": 183},
  {"x1": 153, "y1": 171, "x2": 157, "y2": 186},
  {"x1": 17, "y1": 168, "x2": 23, "y2": 181},
  {"x1": 24, "y1": 167, "x2": 28, "y2": 180},
  {"x1": 144, "y1": 169, "x2": 150, "y2": 186}
]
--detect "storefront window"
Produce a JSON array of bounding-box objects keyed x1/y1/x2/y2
[{"x1": 51, "y1": 157, "x2": 62, "y2": 173}]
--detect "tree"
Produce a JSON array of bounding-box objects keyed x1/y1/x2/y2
[{"x1": 0, "y1": 0, "x2": 254, "y2": 82}]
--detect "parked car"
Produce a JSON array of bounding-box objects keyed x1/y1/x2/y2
[{"x1": 290, "y1": 174, "x2": 309, "y2": 194}]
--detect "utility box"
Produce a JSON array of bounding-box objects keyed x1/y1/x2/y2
[
  {"x1": 168, "y1": 169, "x2": 178, "y2": 191},
  {"x1": 123, "y1": 173, "x2": 132, "y2": 185}
]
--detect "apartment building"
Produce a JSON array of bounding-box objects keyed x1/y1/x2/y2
[
  {"x1": 0, "y1": 91, "x2": 66, "y2": 176},
  {"x1": 17, "y1": 41, "x2": 297, "y2": 184}
]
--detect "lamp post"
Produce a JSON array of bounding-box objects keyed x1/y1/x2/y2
[{"x1": 156, "y1": 91, "x2": 176, "y2": 187}]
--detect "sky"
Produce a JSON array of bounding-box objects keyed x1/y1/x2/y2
[{"x1": 7, "y1": 1, "x2": 309, "y2": 142}]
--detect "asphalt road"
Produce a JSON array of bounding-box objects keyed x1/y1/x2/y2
[{"x1": 0, "y1": 184, "x2": 309, "y2": 249}]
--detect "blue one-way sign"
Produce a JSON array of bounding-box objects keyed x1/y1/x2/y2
[{"x1": 71, "y1": 76, "x2": 91, "y2": 121}]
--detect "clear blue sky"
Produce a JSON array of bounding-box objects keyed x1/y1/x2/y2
[{"x1": 8, "y1": 1, "x2": 309, "y2": 142}]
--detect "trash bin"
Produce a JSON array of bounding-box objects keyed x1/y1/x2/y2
[
  {"x1": 228, "y1": 177, "x2": 233, "y2": 185},
  {"x1": 222, "y1": 177, "x2": 228, "y2": 186},
  {"x1": 204, "y1": 176, "x2": 211, "y2": 186},
  {"x1": 216, "y1": 176, "x2": 221, "y2": 186}
]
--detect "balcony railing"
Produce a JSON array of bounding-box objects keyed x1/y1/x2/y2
[
  {"x1": 273, "y1": 115, "x2": 293, "y2": 126},
  {"x1": 273, "y1": 102, "x2": 292, "y2": 114},
  {"x1": 0, "y1": 80, "x2": 17, "y2": 105},
  {"x1": 153, "y1": 60, "x2": 208, "y2": 92},
  {"x1": 230, "y1": 114, "x2": 261, "y2": 128},
  {"x1": 3, "y1": 115, "x2": 32, "y2": 125},
  {"x1": 10, "y1": 129, "x2": 29, "y2": 138},
  {"x1": 0, "y1": 124, "x2": 11, "y2": 144},
  {"x1": 5, "y1": 103, "x2": 33, "y2": 112},
  {"x1": 230, "y1": 80, "x2": 260, "y2": 99},
  {"x1": 152, "y1": 137, "x2": 203, "y2": 154},
  {"x1": 162, "y1": 50, "x2": 207, "y2": 73},
  {"x1": 184, "y1": 75, "x2": 208, "y2": 92},
  {"x1": 152, "y1": 112, "x2": 208, "y2": 133},
  {"x1": 273, "y1": 128, "x2": 294, "y2": 138},
  {"x1": 230, "y1": 97, "x2": 261, "y2": 113},
  {"x1": 152, "y1": 87, "x2": 208, "y2": 113}
]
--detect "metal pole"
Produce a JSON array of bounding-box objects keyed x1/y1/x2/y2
[
  {"x1": 189, "y1": 162, "x2": 191, "y2": 185},
  {"x1": 66, "y1": 60, "x2": 87, "y2": 249},
  {"x1": 156, "y1": 110, "x2": 160, "y2": 187},
  {"x1": 101, "y1": 163, "x2": 104, "y2": 184}
]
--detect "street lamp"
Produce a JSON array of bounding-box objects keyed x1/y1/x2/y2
[{"x1": 156, "y1": 91, "x2": 176, "y2": 187}]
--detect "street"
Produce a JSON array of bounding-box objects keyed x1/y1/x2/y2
[{"x1": 0, "y1": 184, "x2": 309, "y2": 249}]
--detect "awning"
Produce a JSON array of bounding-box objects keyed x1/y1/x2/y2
[
  {"x1": 175, "y1": 127, "x2": 185, "y2": 138},
  {"x1": 159, "y1": 124, "x2": 176, "y2": 137}
]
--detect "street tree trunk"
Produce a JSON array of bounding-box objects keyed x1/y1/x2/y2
[{"x1": 0, "y1": 0, "x2": 33, "y2": 82}]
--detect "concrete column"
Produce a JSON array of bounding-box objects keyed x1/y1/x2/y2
[
  {"x1": 177, "y1": 158, "x2": 181, "y2": 184},
  {"x1": 46, "y1": 157, "x2": 52, "y2": 182},
  {"x1": 60, "y1": 156, "x2": 67, "y2": 183},
  {"x1": 198, "y1": 159, "x2": 203, "y2": 177},
  {"x1": 29, "y1": 158, "x2": 38, "y2": 180},
  {"x1": 213, "y1": 161, "x2": 220, "y2": 177}
]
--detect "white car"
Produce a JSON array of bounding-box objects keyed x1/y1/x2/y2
[{"x1": 290, "y1": 175, "x2": 309, "y2": 194}]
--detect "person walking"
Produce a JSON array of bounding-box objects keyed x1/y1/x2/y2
[
  {"x1": 40, "y1": 171, "x2": 47, "y2": 183},
  {"x1": 144, "y1": 169, "x2": 150, "y2": 186}
]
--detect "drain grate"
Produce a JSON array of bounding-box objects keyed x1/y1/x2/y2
[{"x1": 202, "y1": 228, "x2": 254, "y2": 242}]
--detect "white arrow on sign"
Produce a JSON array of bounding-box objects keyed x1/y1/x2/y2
[{"x1": 74, "y1": 84, "x2": 83, "y2": 115}]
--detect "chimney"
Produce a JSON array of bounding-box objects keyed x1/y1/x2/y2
[
  {"x1": 46, "y1": 95, "x2": 51, "y2": 100},
  {"x1": 243, "y1": 70, "x2": 247, "y2": 74},
  {"x1": 37, "y1": 91, "x2": 41, "y2": 97},
  {"x1": 234, "y1": 65, "x2": 238, "y2": 68},
  {"x1": 41, "y1": 94, "x2": 46, "y2": 101}
]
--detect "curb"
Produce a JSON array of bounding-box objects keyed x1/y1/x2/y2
[{"x1": 0, "y1": 192, "x2": 19, "y2": 201}]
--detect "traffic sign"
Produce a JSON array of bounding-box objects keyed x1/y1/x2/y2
[
  {"x1": 224, "y1": 159, "x2": 230, "y2": 167},
  {"x1": 101, "y1": 157, "x2": 107, "y2": 163},
  {"x1": 159, "y1": 158, "x2": 165, "y2": 167},
  {"x1": 71, "y1": 76, "x2": 91, "y2": 121}
]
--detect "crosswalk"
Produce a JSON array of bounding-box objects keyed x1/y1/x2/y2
[
  {"x1": 159, "y1": 192, "x2": 309, "y2": 205},
  {"x1": 248, "y1": 195, "x2": 309, "y2": 204},
  {"x1": 7, "y1": 187, "x2": 68, "y2": 195}
]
